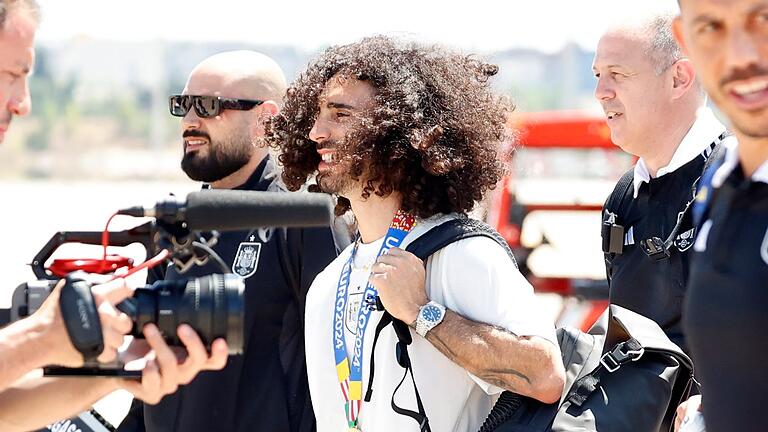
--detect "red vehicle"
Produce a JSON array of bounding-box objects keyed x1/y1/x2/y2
[{"x1": 487, "y1": 111, "x2": 634, "y2": 330}]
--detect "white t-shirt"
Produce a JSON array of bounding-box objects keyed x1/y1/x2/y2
[{"x1": 305, "y1": 214, "x2": 557, "y2": 432}]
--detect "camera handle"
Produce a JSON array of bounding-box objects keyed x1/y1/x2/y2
[
  {"x1": 30, "y1": 222, "x2": 157, "y2": 280},
  {"x1": 60, "y1": 276, "x2": 104, "y2": 361}
]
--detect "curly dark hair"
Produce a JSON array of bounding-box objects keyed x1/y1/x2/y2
[{"x1": 267, "y1": 35, "x2": 512, "y2": 218}]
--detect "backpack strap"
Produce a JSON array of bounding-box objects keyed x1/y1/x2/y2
[
  {"x1": 604, "y1": 169, "x2": 635, "y2": 219},
  {"x1": 366, "y1": 217, "x2": 514, "y2": 431},
  {"x1": 601, "y1": 169, "x2": 634, "y2": 255},
  {"x1": 366, "y1": 307, "x2": 432, "y2": 431},
  {"x1": 406, "y1": 217, "x2": 517, "y2": 266}
]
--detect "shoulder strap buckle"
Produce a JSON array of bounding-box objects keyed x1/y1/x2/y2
[
  {"x1": 640, "y1": 237, "x2": 671, "y2": 261},
  {"x1": 600, "y1": 339, "x2": 645, "y2": 373}
]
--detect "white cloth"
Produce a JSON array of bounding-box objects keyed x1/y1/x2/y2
[
  {"x1": 305, "y1": 214, "x2": 557, "y2": 432},
  {"x1": 633, "y1": 107, "x2": 727, "y2": 198}
]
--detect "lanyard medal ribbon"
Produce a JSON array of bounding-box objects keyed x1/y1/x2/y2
[{"x1": 332, "y1": 210, "x2": 416, "y2": 431}]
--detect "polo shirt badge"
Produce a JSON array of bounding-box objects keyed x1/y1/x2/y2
[
  {"x1": 233, "y1": 241, "x2": 262, "y2": 279},
  {"x1": 675, "y1": 228, "x2": 696, "y2": 252}
]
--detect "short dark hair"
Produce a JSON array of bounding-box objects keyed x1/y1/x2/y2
[
  {"x1": 0, "y1": 0, "x2": 40, "y2": 30},
  {"x1": 267, "y1": 35, "x2": 512, "y2": 218}
]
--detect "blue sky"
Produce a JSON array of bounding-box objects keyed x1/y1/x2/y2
[{"x1": 36, "y1": 0, "x2": 679, "y2": 53}]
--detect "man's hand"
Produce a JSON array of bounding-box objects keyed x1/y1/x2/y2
[
  {"x1": 369, "y1": 247, "x2": 427, "y2": 324},
  {"x1": 118, "y1": 323, "x2": 228, "y2": 405},
  {"x1": 674, "y1": 395, "x2": 703, "y2": 432},
  {"x1": 36, "y1": 278, "x2": 134, "y2": 367}
]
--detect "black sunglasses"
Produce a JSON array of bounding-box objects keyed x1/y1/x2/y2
[{"x1": 169, "y1": 95, "x2": 265, "y2": 118}]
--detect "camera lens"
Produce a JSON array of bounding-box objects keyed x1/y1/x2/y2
[{"x1": 118, "y1": 274, "x2": 245, "y2": 354}]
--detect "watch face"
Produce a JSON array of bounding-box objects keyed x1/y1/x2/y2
[{"x1": 422, "y1": 305, "x2": 442, "y2": 322}]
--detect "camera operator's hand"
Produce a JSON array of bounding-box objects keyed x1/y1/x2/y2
[
  {"x1": 118, "y1": 323, "x2": 228, "y2": 404},
  {"x1": 33, "y1": 278, "x2": 134, "y2": 367}
]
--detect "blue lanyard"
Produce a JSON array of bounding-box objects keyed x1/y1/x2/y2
[{"x1": 331, "y1": 211, "x2": 416, "y2": 427}]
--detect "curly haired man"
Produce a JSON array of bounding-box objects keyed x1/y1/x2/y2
[{"x1": 268, "y1": 36, "x2": 564, "y2": 432}]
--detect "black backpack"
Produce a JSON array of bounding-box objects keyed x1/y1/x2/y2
[{"x1": 375, "y1": 217, "x2": 694, "y2": 432}]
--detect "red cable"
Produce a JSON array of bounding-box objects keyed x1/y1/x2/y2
[
  {"x1": 108, "y1": 249, "x2": 170, "y2": 282},
  {"x1": 50, "y1": 213, "x2": 170, "y2": 278},
  {"x1": 101, "y1": 211, "x2": 169, "y2": 278},
  {"x1": 100, "y1": 212, "x2": 120, "y2": 273}
]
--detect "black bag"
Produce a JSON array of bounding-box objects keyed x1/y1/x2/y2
[
  {"x1": 479, "y1": 305, "x2": 694, "y2": 432},
  {"x1": 404, "y1": 217, "x2": 694, "y2": 432}
]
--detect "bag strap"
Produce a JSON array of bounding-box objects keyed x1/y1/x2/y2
[
  {"x1": 366, "y1": 311, "x2": 431, "y2": 431},
  {"x1": 405, "y1": 217, "x2": 517, "y2": 266},
  {"x1": 604, "y1": 168, "x2": 635, "y2": 219},
  {"x1": 566, "y1": 338, "x2": 645, "y2": 407},
  {"x1": 565, "y1": 305, "x2": 695, "y2": 409},
  {"x1": 366, "y1": 217, "x2": 512, "y2": 431}
]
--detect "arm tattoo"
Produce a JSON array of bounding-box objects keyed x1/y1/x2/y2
[
  {"x1": 425, "y1": 330, "x2": 459, "y2": 362},
  {"x1": 422, "y1": 310, "x2": 536, "y2": 393},
  {"x1": 481, "y1": 368, "x2": 532, "y2": 385}
]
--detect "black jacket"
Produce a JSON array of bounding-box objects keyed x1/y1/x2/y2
[{"x1": 118, "y1": 156, "x2": 346, "y2": 432}]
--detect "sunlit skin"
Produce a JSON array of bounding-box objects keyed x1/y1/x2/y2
[
  {"x1": 181, "y1": 51, "x2": 283, "y2": 189},
  {"x1": 675, "y1": 0, "x2": 768, "y2": 176},
  {"x1": 308, "y1": 74, "x2": 406, "y2": 247},
  {"x1": 593, "y1": 29, "x2": 700, "y2": 176},
  {"x1": 0, "y1": 9, "x2": 35, "y2": 144},
  {"x1": 309, "y1": 75, "x2": 378, "y2": 199}
]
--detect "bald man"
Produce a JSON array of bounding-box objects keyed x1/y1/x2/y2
[
  {"x1": 594, "y1": 14, "x2": 730, "y2": 352},
  {"x1": 117, "y1": 51, "x2": 343, "y2": 432}
]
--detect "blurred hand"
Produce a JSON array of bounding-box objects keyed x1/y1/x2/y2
[
  {"x1": 118, "y1": 323, "x2": 228, "y2": 405},
  {"x1": 369, "y1": 247, "x2": 428, "y2": 325},
  {"x1": 35, "y1": 278, "x2": 134, "y2": 367},
  {"x1": 674, "y1": 395, "x2": 703, "y2": 432}
]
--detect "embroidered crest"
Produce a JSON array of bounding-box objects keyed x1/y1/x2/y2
[
  {"x1": 345, "y1": 292, "x2": 363, "y2": 334},
  {"x1": 232, "y1": 242, "x2": 262, "y2": 279},
  {"x1": 675, "y1": 227, "x2": 696, "y2": 252}
]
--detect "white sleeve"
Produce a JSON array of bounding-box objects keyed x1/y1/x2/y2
[{"x1": 425, "y1": 236, "x2": 558, "y2": 394}]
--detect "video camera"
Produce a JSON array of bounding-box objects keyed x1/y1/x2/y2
[{"x1": 0, "y1": 189, "x2": 334, "y2": 377}]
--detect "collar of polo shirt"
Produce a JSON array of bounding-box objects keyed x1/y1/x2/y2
[
  {"x1": 632, "y1": 107, "x2": 727, "y2": 198},
  {"x1": 712, "y1": 138, "x2": 768, "y2": 188}
]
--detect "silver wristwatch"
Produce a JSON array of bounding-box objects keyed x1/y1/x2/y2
[{"x1": 415, "y1": 301, "x2": 446, "y2": 337}]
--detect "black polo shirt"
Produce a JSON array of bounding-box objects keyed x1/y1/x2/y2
[
  {"x1": 684, "y1": 146, "x2": 768, "y2": 432},
  {"x1": 118, "y1": 156, "x2": 343, "y2": 432},
  {"x1": 603, "y1": 121, "x2": 726, "y2": 351}
]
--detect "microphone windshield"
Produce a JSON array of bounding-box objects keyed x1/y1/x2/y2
[{"x1": 184, "y1": 190, "x2": 335, "y2": 231}]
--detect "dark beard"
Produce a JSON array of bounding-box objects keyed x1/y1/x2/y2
[
  {"x1": 181, "y1": 133, "x2": 253, "y2": 183},
  {"x1": 316, "y1": 170, "x2": 353, "y2": 195},
  {"x1": 315, "y1": 138, "x2": 355, "y2": 195}
]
